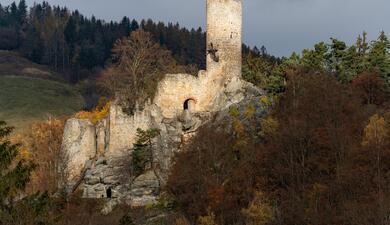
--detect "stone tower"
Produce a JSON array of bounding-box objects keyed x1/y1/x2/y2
[
  {"x1": 61, "y1": 0, "x2": 262, "y2": 209},
  {"x1": 206, "y1": 0, "x2": 242, "y2": 80}
]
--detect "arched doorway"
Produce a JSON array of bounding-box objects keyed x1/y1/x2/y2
[{"x1": 183, "y1": 98, "x2": 196, "y2": 111}]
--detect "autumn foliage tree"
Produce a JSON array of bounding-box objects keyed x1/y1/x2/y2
[
  {"x1": 21, "y1": 118, "x2": 67, "y2": 194},
  {"x1": 168, "y1": 70, "x2": 390, "y2": 225},
  {"x1": 0, "y1": 121, "x2": 57, "y2": 225},
  {"x1": 259, "y1": 72, "x2": 371, "y2": 225},
  {"x1": 168, "y1": 117, "x2": 266, "y2": 225},
  {"x1": 352, "y1": 71, "x2": 386, "y2": 105},
  {"x1": 98, "y1": 29, "x2": 186, "y2": 113}
]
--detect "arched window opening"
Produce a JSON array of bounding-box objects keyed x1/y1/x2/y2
[
  {"x1": 106, "y1": 187, "x2": 112, "y2": 198},
  {"x1": 183, "y1": 99, "x2": 196, "y2": 111}
]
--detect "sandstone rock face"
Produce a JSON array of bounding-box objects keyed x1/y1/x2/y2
[
  {"x1": 62, "y1": 86, "x2": 265, "y2": 211},
  {"x1": 83, "y1": 155, "x2": 131, "y2": 199},
  {"x1": 75, "y1": 102, "x2": 212, "y2": 212},
  {"x1": 128, "y1": 170, "x2": 160, "y2": 207},
  {"x1": 96, "y1": 119, "x2": 108, "y2": 156},
  {"x1": 61, "y1": 119, "x2": 96, "y2": 186}
]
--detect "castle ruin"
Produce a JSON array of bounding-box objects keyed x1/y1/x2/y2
[{"x1": 61, "y1": 0, "x2": 263, "y2": 212}]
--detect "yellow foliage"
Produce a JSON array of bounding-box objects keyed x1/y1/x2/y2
[
  {"x1": 259, "y1": 96, "x2": 271, "y2": 106},
  {"x1": 260, "y1": 116, "x2": 279, "y2": 138},
  {"x1": 229, "y1": 106, "x2": 240, "y2": 118},
  {"x1": 17, "y1": 147, "x2": 31, "y2": 161},
  {"x1": 362, "y1": 114, "x2": 388, "y2": 147},
  {"x1": 245, "y1": 103, "x2": 256, "y2": 119},
  {"x1": 233, "y1": 119, "x2": 250, "y2": 151},
  {"x1": 233, "y1": 119, "x2": 246, "y2": 135},
  {"x1": 76, "y1": 101, "x2": 111, "y2": 125},
  {"x1": 242, "y1": 191, "x2": 274, "y2": 225},
  {"x1": 174, "y1": 216, "x2": 191, "y2": 225},
  {"x1": 198, "y1": 212, "x2": 218, "y2": 225},
  {"x1": 21, "y1": 117, "x2": 66, "y2": 194}
]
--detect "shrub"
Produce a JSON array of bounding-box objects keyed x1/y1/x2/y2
[{"x1": 75, "y1": 99, "x2": 111, "y2": 124}]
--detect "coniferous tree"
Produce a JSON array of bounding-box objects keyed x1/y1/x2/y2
[
  {"x1": 0, "y1": 121, "x2": 35, "y2": 208},
  {"x1": 368, "y1": 31, "x2": 390, "y2": 86}
]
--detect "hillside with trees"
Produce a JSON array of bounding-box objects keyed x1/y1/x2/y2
[
  {"x1": 1, "y1": 0, "x2": 390, "y2": 225},
  {"x1": 167, "y1": 31, "x2": 390, "y2": 225},
  {"x1": 0, "y1": 0, "x2": 207, "y2": 82},
  {"x1": 0, "y1": 1, "x2": 273, "y2": 82}
]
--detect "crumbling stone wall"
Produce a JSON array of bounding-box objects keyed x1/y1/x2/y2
[
  {"x1": 69, "y1": 103, "x2": 212, "y2": 212},
  {"x1": 61, "y1": 0, "x2": 251, "y2": 211},
  {"x1": 154, "y1": 0, "x2": 244, "y2": 119},
  {"x1": 107, "y1": 103, "x2": 157, "y2": 156}
]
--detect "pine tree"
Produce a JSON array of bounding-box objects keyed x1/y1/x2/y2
[
  {"x1": 17, "y1": 0, "x2": 27, "y2": 24},
  {"x1": 301, "y1": 42, "x2": 329, "y2": 70},
  {"x1": 368, "y1": 31, "x2": 390, "y2": 87},
  {"x1": 131, "y1": 128, "x2": 160, "y2": 177},
  {"x1": 0, "y1": 121, "x2": 35, "y2": 208}
]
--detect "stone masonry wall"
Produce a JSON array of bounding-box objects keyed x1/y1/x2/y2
[
  {"x1": 61, "y1": 0, "x2": 247, "y2": 212},
  {"x1": 207, "y1": 0, "x2": 242, "y2": 80},
  {"x1": 107, "y1": 103, "x2": 156, "y2": 156}
]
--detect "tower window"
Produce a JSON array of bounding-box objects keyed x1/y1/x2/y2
[{"x1": 106, "y1": 187, "x2": 112, "y2": 198}]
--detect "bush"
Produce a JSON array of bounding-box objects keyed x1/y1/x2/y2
[{"x1": 75, "y1": 99, "x2": 111, "y2": 124}]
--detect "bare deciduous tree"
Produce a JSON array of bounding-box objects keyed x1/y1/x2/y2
[{"x1": 98, "y1": 29, "x2": 186, "y2": 113}]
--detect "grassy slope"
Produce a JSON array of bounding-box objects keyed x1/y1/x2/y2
[{"x1": 0, "y1": 51, "x2": 84, "y2": 129}]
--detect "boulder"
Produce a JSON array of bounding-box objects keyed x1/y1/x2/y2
[{"x1": 129, "y1": 170, "x2": 160, "y2": 207}]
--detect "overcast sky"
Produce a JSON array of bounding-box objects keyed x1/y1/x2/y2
[{"x1": 1, "y1": 0, "x2": 389, "y2": 56}]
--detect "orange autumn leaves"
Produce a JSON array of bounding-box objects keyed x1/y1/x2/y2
[{"x1": 75, "y1": 100, "x2": 111, "y2": 125}]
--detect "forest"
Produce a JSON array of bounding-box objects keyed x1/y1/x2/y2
[
  {"x1": 0, "y1": 0, "x2": 274, "y2": 82},
  {"x1": 1, "y1": 0, "x2": 390, "y2": 225}
]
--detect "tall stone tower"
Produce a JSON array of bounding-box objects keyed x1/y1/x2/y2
[{"x1": 206, "y1": 0, "x2": 242, "y2": 81}]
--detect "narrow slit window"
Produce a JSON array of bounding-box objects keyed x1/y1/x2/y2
[{"x1": 106, "y1": 187, "x2": 112, "y2": 198}]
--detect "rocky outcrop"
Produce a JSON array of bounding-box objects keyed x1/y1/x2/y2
[
  {"x1": 59, "y1": 0, "x2": 262, "y2": 214},
  {"x1": 61, "y1": 118, "x2": 96, "y2": 187},
  {"x1": 128, "y1": 170, "x2": 160, "y2": 207},
  {"x1": 82, "y1": 155, "x2": 131, "y2": 199},
  {"x1": 60, "y1": 80, "x2": 266, "y2": 213}
]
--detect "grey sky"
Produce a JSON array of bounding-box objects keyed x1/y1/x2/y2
[{"x1": 1, "y1": 0, "x2": 389, "y2": 56}]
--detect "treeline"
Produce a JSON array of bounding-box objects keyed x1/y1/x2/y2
[
  {"x1": 0, "y1": 1, "x2": 207, "y2": 82},
  {"x1": 244, "y1": 31, "x2": 390, "y2": 95},
  {"x1": 0, "y1": 1, "x2": 274, "y2": 83}
]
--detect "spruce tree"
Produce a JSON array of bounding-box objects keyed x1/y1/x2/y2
[
  {"x1": 0, "y1": 121, "x2": 35, "y2": 209},
  {"x1": 369, "y1": 31, "x2": 390, "y2": 87}
]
